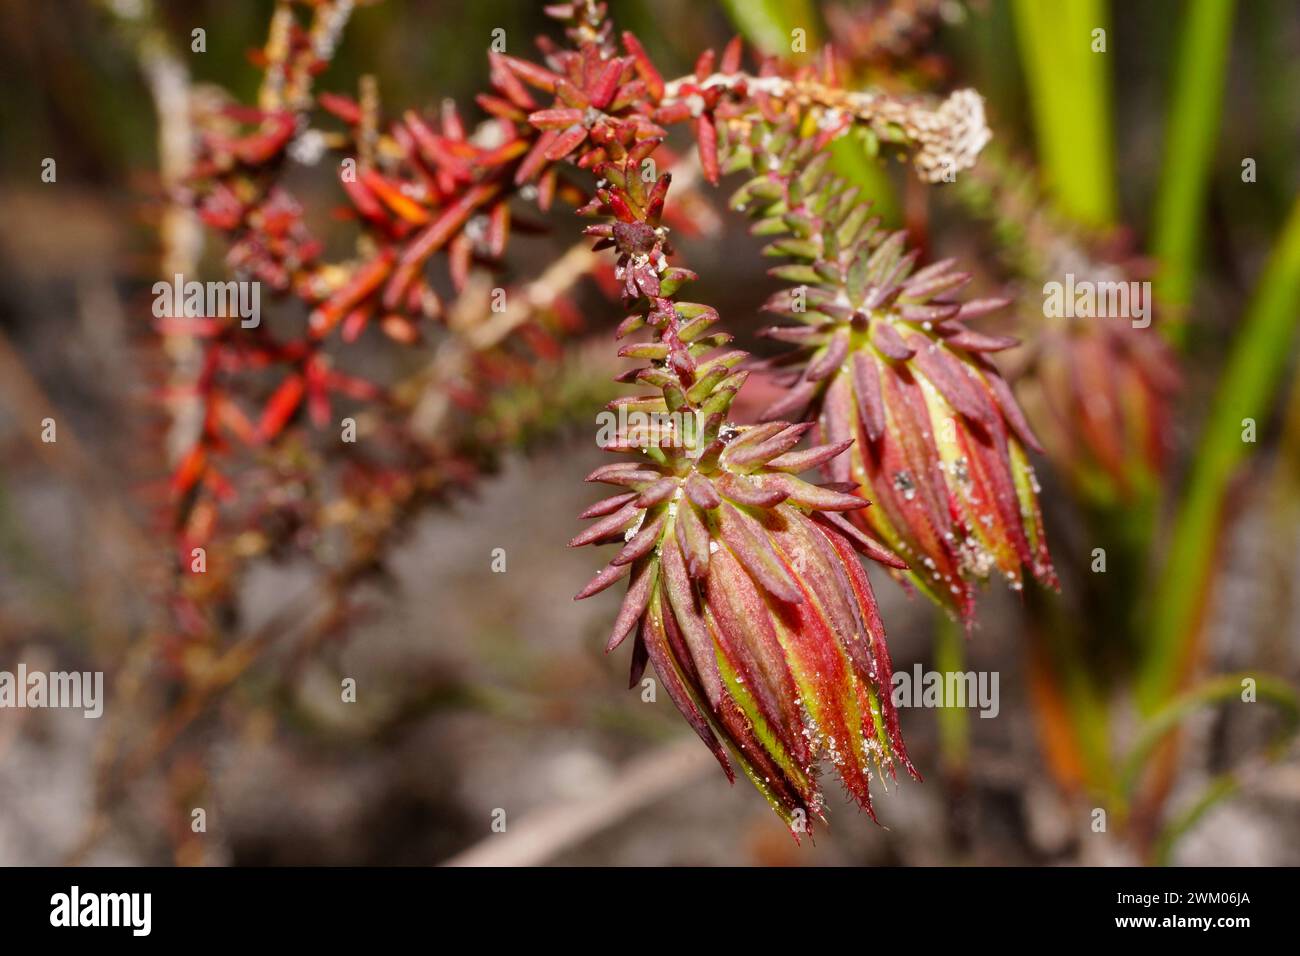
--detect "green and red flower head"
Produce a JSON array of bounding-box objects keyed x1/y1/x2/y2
[
  {"x1": 777, "y1": 253, "x2": 1058, "y2": 620},
  {"x1": 1021, "y1": 313, "x2": 1179, "y2": 506},
  {"x1": 954, "y1": 146, "x2": 1182, "y2": 507},
  {"x1": 573, "y1": 156, "x2": 916, "y2": 832},
  {"x1": 722, "y1": 119, "x2": 1057, "y2": 620}
]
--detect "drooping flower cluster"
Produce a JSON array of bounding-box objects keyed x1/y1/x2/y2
[
  {"x1": 955, "y1": 147, "x2": 1180, "y2": 505},
  {"x1": 1024, "y1": 318, "x2": 1179, "y2": 504},
  {"x1": 720, "y1": 118, "x2": 1056, "y2": 620},
  {"x1": 572, "y1": 153, "x2": 916, "y2": 831},
  {"x1": 173, "y1": 0, "x2": 1050, "y2": 833}
]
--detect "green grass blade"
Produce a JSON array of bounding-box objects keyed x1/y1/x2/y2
[
  {"x1": 1140, "y1": 197, "x2": 1300, "y2": 710},
  {"x1": 1011, "y1": 0, "x2": 1116, "y2": 227},
  {"x1": 1152, "y1": 0, "x2": 1237, "y2": 346},
  {"x1": 718, "y1": 0, "x2": 820, "y2": 57},
  {"x1": 1122, "y1": 672, "x2": 1299, "y2": 799}
]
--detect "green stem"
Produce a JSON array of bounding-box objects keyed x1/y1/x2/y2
[
  {"x1": 933, "y1": 614, "x2": 970, "y2": 773},
  {"x1": 1139, "y1": 197, "x2": 1300, "y2": 711},
  {"x1": 1121, "y1": 673, "x2": 1298, "y2": 797},
  {"x1": 718, "y1": 0, "x2": 821, "y2": 58},
  {"x1": 1028, "y1": 583, "x2": 1115, "y2": 799},
  {"x1": 1150, "y1": 773, "x2": 1237, "y2": 865},
  {"x1": 1011, "y1": 0, "x2": 1116, "y2": 227},
  {"x1": 1118, "y1": 674, "x2": 1299, "y2": 856},
  {"x1": 1152, "y1": 0, "x2": 1237, "y2": 347}
]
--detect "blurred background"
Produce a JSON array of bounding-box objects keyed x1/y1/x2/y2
[{"x1": 0, "y1": 0, "x2": 1298, "y2": 866}]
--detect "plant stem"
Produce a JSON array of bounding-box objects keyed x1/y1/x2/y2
[
  {"x1": 1026, "y1": 583, "x2": 1115, "y2": 800},
  {"x1": 934, "y1": 614, "x2": 970, "y2": 775},
  {"x1": 1011, "y1": 0, "x2": 1116, "y2": 227},
  {"x1": 718, "y1": 0, "x2": 821, "y2": 58},
  {"x1": 1139, "y1": 197, "x2": 1300, "y2": 712},
  {"x1": 1121, "y1": 672, "x2": 1299, "y2": 799},
  {"x1": 1152, "y1": 0, "x2": 1237, "y2": 347},
  {"x1": 1120, "y1": 672, "x2": 1298, "y2": 857}
]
